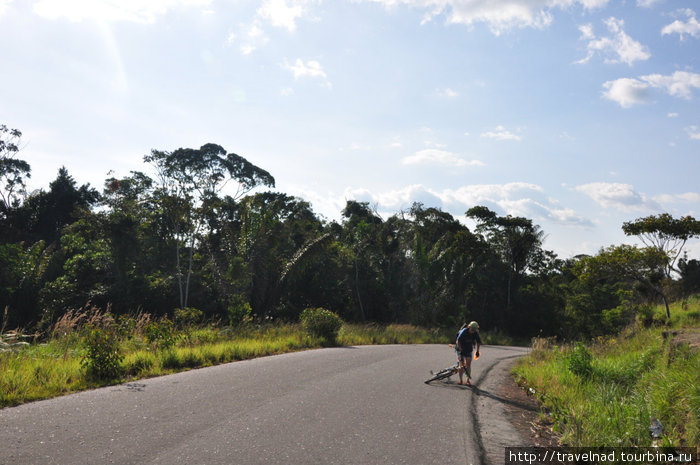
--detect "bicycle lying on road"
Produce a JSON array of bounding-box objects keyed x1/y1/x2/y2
[
  {"x1": 424, "y1": 364, "x2": 460, "y2": 384},
  {"x1": 424, "y1": 344, "x2": 480, "y2": 384}
]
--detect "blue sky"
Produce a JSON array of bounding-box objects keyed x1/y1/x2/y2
[{"x1": 2, "y1": 0, "x2": 700, "y2": 259}]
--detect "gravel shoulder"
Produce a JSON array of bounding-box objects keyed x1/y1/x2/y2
[{"x1": 497, "y1": 362, "x2": 560, "y2": 448}]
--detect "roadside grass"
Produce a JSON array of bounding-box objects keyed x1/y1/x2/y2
[
  {"x1": 513, "y1": 296, "x2": 700, "y2": 447},
  {"x1": 0, "y1": 317, "x2": 453, "y2": 409}
]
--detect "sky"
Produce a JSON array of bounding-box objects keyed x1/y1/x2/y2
[{"x1": 1, "y1": 0, "x2": 700, "y2": 259}]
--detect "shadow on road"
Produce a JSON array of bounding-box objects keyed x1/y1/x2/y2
[
  {"x1": 426, "y1": 380, "x2": 538, "y2": 413},
  {"x1": 471, "y1": 386, "x2": 538, "y2": 412}
]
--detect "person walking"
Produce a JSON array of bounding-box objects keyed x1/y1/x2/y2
[{"x1": 456, "y1": 321, "x2": 481, "y2": 386}]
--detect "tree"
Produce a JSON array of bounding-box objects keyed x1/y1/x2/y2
[
  {"x1": 467, "y1": 206, "x2": 545, "y2": 308},
  {"x1": 0, "y1": 124, "x2": 30, "y2": 215},
  {"x1": 341, "y1": 201, "x2": 385, "y2": 322},
  {"x1": 576, "y1": 244, "x2": 671, "y2": 319},
  {"x1": 622, "y1": 213, "x2": 700, "y2": 278},
  {"x1": 405, "y1": 203, "x2": 471, "y2": 325},
  {"x1": 4, "y1": 167, "x2": 99, "y2": 244},
  {"x1": 678, "y1": 257, "x2": 700, "y2": 296},
  {"x1": 144, "y1": 143, "x2": 275, "y2": 309}
]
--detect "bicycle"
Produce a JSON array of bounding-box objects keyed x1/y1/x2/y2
[
  {"x1": 424, "y1": 363, "x2": 460, "y2": 384},
  {"x1": 424, "y1": 344, "x2": 480, "y2": 384}
]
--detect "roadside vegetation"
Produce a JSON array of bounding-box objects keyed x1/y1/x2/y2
[
  {"x1": 513, "y1": 296, "x2": 700, "y2": 448},
  {"x1": 0, "y1": 305, "x2": 459, "y2": 408}
]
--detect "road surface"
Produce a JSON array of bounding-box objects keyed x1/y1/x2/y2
[{"x1": 0, "y1": 344, "x2": 530, "y2": 465}]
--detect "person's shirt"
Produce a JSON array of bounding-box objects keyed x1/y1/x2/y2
[{"x1": 456, "y1": 329, "x2": 482, "y2": 351}]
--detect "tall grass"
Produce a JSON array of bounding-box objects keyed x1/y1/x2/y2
[
  {"x1": 513, "y1": 299, "x2": 700, "y2": 447},
  {"x1": 0, "y1": 310, "x2": 452, "y2": 408}
]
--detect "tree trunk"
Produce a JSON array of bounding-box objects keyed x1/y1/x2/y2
[
  {"x1": 355, "y1": 258, "x2": 366, "y2": 322},
  {"x1": 661, "y1": 293, "x2": 671, "y2": 320},
  {"x1": 176, "y1": 240, "x2": 184, "y2": 309},
  {"x1": 184, "y1": 240, "x2": 194, "y2": 309}
]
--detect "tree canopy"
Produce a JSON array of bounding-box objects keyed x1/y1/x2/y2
[
  {"x1": 1, "y1": 125, "x2": 699, "y2": 339},
  {"x1": 623, "y1": 213, "x2": 700, "y2": 277}
]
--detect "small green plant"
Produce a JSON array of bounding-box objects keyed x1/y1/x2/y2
[
  {"x1": 145, "y1": 318, "x2": 178, "y2": 350},
  {"x1": 300, "y1": 307, "x2": 343, "y2": 344},
  {"x1": 568, "y1": 342, "x2": 593, "y2": 378},
  {"x1": 82, "y1": 326, "x2": 124, "y2": 381}
]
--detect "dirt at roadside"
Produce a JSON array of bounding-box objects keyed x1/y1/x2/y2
[
  {"x1": 666, "y1": 328, "x2": 700, "y2": 351},
  {"x1": 498, "y1": 372, "x2": 560, "y2": 447}
]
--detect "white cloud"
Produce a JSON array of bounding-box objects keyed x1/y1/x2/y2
[
  {"x1": 641, "y1": 71, "x2": 700, "y2": 99},
  {"x1": 401, "y1": 149, "x2": 484, "y2": 167},
  {"x1": 32, "y1": 0, "x2": 211, "y2": 23},
  {"x1": 257, "y1": 0, "x2": 304, "y2": 31},
  {"x1": 340, "y1": 182, "x2": 590, "y2": 227},
  {"x1": 654, "y1": 192, "x2": 700, "y2": 204},
  {"x1": 0, "y1": 0, "x2": 13, "y2": 17},
  {"x1": 229, "y1": 21, "x2": 270, "y2": 55},
  {"x1": 576, "y1": 17, "x2": 650, "y2": 66},
  {"x1": 283, "y1": 58, "x2": 331, "y2": 88},
  {"x1": 662, "y1": 9, "x2": 700, "y2": 40},
  {"x1": 364, "y1": 0, "x2": 610, "y2": 35},
  {"x1": 687, "y1": 126, "x2": 700, "y2": 140},
  {"x1": 443, "y1": 183, "x2": 591, "y2": 226},
  {"x1": 604, "y1": 71, "x2": 700, "y2": 107},
  {"x1": 602, "y1": 78, "x2": 650, "y2": 107},
  {"x1": 437, "y1": 88, "x2": 459, "y2": 98},
  {"x1": 575, "y1": 182, "x2": 659, "y2": 211},
  {"x1": 481, "y1": 125, "x2": 522, "y2": 141},
  {"x1": 668, "y1": 112, "x2": 679, "y2": 118},
  {"x1": 578, "y1": 23, "x2": 595, "y2": 40},
  {"x1": 637, "y1": 0, "x2": 662, "y2": 7},
  {"x1": 294, "y1": 182, "x2": 592, "y2": 229}
]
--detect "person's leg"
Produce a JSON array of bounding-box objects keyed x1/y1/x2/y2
[{"x1": 457, "y1": 354, "x2": 465, "y2": 384}]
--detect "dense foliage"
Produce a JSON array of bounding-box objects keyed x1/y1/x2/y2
[
  {"x1": 300, "y1": 307, "x2": 343, "y2": 344},
  {"x1": 2, "y1": 126, "x2": 699, "y2": 340}
]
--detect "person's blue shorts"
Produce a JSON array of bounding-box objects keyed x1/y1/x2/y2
[{"x1": 457, "y1": 349, "x2": 472, "y2": 364}]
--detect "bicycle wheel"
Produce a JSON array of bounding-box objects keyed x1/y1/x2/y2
[{"x1": 424, "y1": 366, "x2": 457, "y2": 384}]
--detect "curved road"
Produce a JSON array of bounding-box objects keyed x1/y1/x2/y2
[{"x1": 1, "y1": 344, "x2": 529, "y2": 465}]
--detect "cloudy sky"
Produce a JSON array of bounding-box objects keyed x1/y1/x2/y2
[{"x1": 2, "y1": 0, "x2": 699, "y2": 258}]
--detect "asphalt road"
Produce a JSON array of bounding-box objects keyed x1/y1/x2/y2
[{"x1": 0, "y1": 344, "x2": 529, "y2": 465}]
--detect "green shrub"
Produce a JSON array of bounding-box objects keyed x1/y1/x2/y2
[
  {"x1": 568, "y1": 342, "x2": 593, "y2": 378},
  {"x1": 300, "y1": 307, "x2": 343, "y2": 344},
  {"x1": 144, "y1": 318, "x2": 178, "y2": 350},
  {"x1": 227, "y1": 295, "x2": 252, "y2": 326},
  {"x1": 174, "y1": 307, "x2": 204, "y2": 328},
  {"x1": 82, "y1": 326, "x2": 124, "y2": 381}
]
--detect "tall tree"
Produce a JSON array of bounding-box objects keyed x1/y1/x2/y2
[
  {"x1": 341, "y1": 201, "x2": 385, "y2": 322},
  {"x1": 0, "y1": 124, "x2": 30, "y2": 216},
  {"x1": 622, "y1": 213, "x2": 700, "y2": 278},
  {"x1": 467, "y1": 206, "x2": 545, "y2": 308},
  {"x1": 144, "y1": 143, "x2": 274, "y2": 309}
]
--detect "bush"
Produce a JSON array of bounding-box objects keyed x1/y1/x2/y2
[
  {"x1": 144, "y1": 318, "x2": 178, "y2": 350},
  {"x1": 568, "y1": 342, "x2": 593, "y2": 378},
  {"x1": 82, "y1": 326, "x2": 124, "y2": 381},
  {"x1": 300, "y1": 307, "x2": 343, "y2": 344},
  {"x1": 174, "y1": 307, "x2": 204, "y2": 328},
  {"x1": 227, "y1": 295, "x2": 252, "y2": 327}
]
